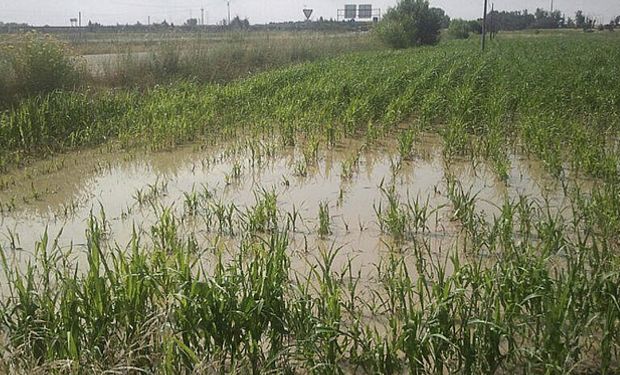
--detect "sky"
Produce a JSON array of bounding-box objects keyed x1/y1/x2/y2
[{"x1": 1, "y1": 0, "x2": 618, "y2": 26}]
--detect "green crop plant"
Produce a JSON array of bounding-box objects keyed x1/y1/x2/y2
[
  {"x1": 0, "y1": 35, "x2": 617, "y2": 184},
  {"x1": 398, "y1": 129, "x2": 416, "y2": 160},
  {"x1": 318, "y1": 201, "x2": 332, "y2": 237},
  {"x1": 243, "y1": 189, "x2": 279, "y2": 233}
]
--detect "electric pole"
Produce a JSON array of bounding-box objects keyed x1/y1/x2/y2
[
  {"x1": 481, "y1": 0, "x2": 488, "y2": 51},
  {"x1": 227, "y1": 1, "x2": 231, "y2": 25},
  {"x1": 201, "y1": 8, "x2": 205, "y2": 25},
  {"x1": 551, "y1": 0, "x2": 554, "y2": 12}
]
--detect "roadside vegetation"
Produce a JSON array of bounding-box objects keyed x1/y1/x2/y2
[
  {"x1": 94, "y1": 32, "x2": 381, "y2": 88},
  {"x1": 0, "y1": 31, "x2": 381, "y2": 107},
  {"x1": 375, "y1": 0, "x2": 443, "y2": 48},
  {"x1": 0, "y1": 33, "x2": 85, "y2": 106}
]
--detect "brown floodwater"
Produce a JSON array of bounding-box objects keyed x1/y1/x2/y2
[{"x1": 0, "y1": 134, "x2": 572, "y2": 284}]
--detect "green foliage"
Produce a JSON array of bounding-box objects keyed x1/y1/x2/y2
[
  {"x1": 448, "y1": 18, "x2": 471, "y2": 39},
  {"x1": 375, "y1": 0, "x2": 443, "y2": 48},
  {"x1": 1, "y1": 34, "x2": 619, "y2": 184},
  {"x1": 1, "y1": 33, "x2": 83, "y2": 103}
]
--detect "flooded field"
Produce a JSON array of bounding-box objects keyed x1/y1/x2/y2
[
  {"x1": 0, "y1": 133, "x2": 573, "y2": 281},
  {"x1": 1, "y1": 33, "x2": 619, "y2": 373}
]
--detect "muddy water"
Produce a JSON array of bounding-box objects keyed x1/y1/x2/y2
[{"x1": 0, "y1": 134, "x2": 567, "y2": 284}]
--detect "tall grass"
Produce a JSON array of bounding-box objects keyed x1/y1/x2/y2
[
  {"x1": 91, "y1": 32, "x2": 383, "y2": 88},
  {"x1": 0, "y1": 33, "x2": 85, "y2": 106}
]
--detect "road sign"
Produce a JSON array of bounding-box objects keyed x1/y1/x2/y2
[{"x1": 303, "y1": 8, "x2": 314, "y2": 20}]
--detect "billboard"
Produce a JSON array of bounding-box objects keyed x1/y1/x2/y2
[
  {"x1": 358, "y1": 4, "x2": 372, "y2": 19},
  {"x1": 344, "y1": 4, "x2": 357, "y2": 19}
]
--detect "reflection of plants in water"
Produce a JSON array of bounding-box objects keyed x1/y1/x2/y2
[
  {"x1": 293, "y1": 160, "x2": 308, "y2": 177},
  {"x1": 133, "y1": 179, "x2": 168, "y2": 207},
  {"x1": 225, "y1": 161, "x2": 243, "y2": 186},
  {"x1": 303, "y1": 138, "x2": 320, "y2": 166},
  {"x1": 340, "y1": 152, "x2": 361, "y2": 181}
]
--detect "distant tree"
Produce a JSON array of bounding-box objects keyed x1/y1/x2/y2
[
  {"x1": 566, "y1": 17, "x2": 575, "y2": 28},
  {"x1": 480, "y1": 10, "x2": 534, "y2": 31},
  {"x1": 487, "y1": 10, "x2": 499, "y2": 38},
  {"x1": 575, "y1": 10, "x2": 586, "y2": 29},
  {"x1": 467, "y1": 20, "x2": 482, "y2": 34},
  {"x1": 531, "y1": 8, "x2": 562, "y2": 28},
  {"x1": 375, "y1": 0, "x2": 443, "y2": 49},
  {"x1": 185, "y1": 18, "x2": 198, "y2": 27},
  {"x1": 430, "y1": 7, "x2": 450, "y2": 28},
  {"x1": 230, "y1": 16, "x2": 250, "y2": 29},
  {"x1": 448, "y1": 19, "x2": 470, "y2": 39}
]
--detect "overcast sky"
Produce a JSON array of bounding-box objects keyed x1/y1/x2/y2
[{"x1": 1, "y1": 0, "x2": 618, "y2": 26}]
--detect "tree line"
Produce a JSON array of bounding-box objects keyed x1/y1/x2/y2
[{"x1": 486, "y1": 9, "x2": 618, "y2": 32}]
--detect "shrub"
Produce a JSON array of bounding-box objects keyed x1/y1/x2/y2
[
  {"x1": 0, "y1": 33, "x2": 84, "y2": 105},
  {"x1": 375, "y1": 0, "x2": 443, "y2": 48},
  {"x1": 10, "y1": 33, "x2": 83, "y2": 94},
  {"x1": 468, "y1": 20, "x2": 483, "y2": 34},
  {"x1": 448, "y1": 19, "x2": 471, "y2": 39},
  {"x1": 0, "y1": 49, "x2": 13, "y2": 105}
]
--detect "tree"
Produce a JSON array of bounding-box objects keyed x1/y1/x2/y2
[
  {"x1": 467, "y1": 20, "x2": 482, "y2": 34},
  {"x1": 430, "y1": 7, "x2": 450, "y2": 29},
  {"x1": 185, "y1": 18, "x2": 198, "y2": 27},
  {"x1": 230, "y1": 16, "x2": 250, "y2": 29},
  {"x1": 375, "y1": 0, "x2": 443, "y2": 48},
  {"x1": 532, "y1": 8, "x2": 562, "y2": 28},
  {"x1": 575, "y1": 10, "x2": 585, "y2": 29},
  {"x1": 448, "y1": 19, "x2": 470, "y2": 39}
]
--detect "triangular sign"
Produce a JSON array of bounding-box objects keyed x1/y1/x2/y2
[{"x1": 303, "y1": 9, "x2": 313, "y2": 20}]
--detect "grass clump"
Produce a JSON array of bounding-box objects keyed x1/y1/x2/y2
[{"x1": 0, "y1": 33, "x2": 84, "y2": 106}]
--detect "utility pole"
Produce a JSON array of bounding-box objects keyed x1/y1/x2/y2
[
  {"x1": 490, "y1": 3, "x2": 494, "y2": 40},
  {"x1": 481, "y1": 0, "x2": 488, "y2": 51},
  {"x1": 78, "y1": 11, "x2": 82, "y2": 40},
  {"x1": 551, "y1": 0, "x2": 554, "y2": 12},
  {"x1": 201, "y1": 8, "x2": 205, "y2": 25},
  {"x1": 227, "y1": 1, "x2": 231, "y2": 25},
  {"x1": 148, "y1": 15, "x2": 151, "y2": 26}
]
